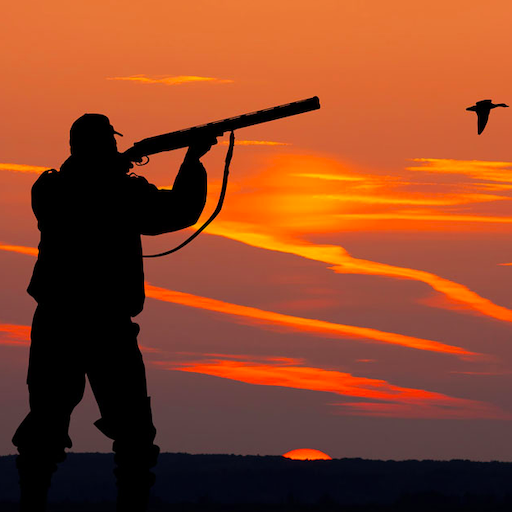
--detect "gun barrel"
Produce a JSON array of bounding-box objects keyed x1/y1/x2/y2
[{"x1": 124, "y1": 96, "x2": 320, "y2": 161}]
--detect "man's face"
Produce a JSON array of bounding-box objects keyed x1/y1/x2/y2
[
  {"x1": 98, "y1": 131, "x2": 118, "y2": 156},
  {"x1": 72, "y1": 131, "x2": 119, "y2": 160}
]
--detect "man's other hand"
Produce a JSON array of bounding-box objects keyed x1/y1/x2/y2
[{"x1": 186, "y1": 135, "x2": 218, "y2": 160}]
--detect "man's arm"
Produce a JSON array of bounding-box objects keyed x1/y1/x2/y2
[{"x1": 136, "y1": 138, "x2": 215, "y2": 236}]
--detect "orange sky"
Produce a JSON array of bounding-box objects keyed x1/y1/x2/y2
[{"x1": 2, "y1": 0, "x2": 512, "y2": 461}]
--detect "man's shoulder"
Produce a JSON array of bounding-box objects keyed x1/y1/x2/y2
[
  {"x1": 32, "y1": 169, "x2": 60, "y2": 190},
  {"x1": 38, "y1": 168, "x2": 59, "y2": 179}
]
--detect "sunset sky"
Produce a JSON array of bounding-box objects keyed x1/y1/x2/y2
[{"x1": 3, "y1": 0, "x2": 512, "y2": 460}]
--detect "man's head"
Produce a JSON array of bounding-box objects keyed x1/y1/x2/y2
[{"x1": 69, "y1": 113, "x2": 123, "y2": 158}]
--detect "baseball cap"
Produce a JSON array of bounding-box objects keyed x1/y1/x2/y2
[{"x1": 70, "y1": 113, "x2": 123, "y2": 141}]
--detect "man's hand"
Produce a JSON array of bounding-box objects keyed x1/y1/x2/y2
[{"x1": 186, "y1": 134, "x2": 218, "y2": 160}]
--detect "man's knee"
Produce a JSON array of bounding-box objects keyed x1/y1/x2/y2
[
  {"x1": 13, "y1": 411, "x2": 72, "y2": 461},
  {"x1": 94, "y1": 395, "x2": 159, "y2": 472}
]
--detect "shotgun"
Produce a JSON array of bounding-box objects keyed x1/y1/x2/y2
[{"x1": 123, "y1": 96, "x2": 321, "y2": 163}]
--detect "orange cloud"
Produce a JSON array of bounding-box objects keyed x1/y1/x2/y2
[
  {"x1": 158, "y1": 357, "x2": 508, "y2": 419},
  {"x1": 145, "y1": 284, "x2": 476, "y2": 357},
  {"x1": 337, "y1": 213, "x2": 512, "y2": 224},
  {"x1": 0, "y1": 163, "x2": 47, "y2": 174},
  {"x1": 0, "y1": 324, "x2": 30, "y2": 346},
  {"x1": 0, "y1": 244, "x2": 38, "y2": 257},
  {"x1": 205, "y1": 226, "x2": 512, "y2": 324},
  {"x1": 290, "y1": 173, "x2": 365, "y2": 182},
  {"x1": 408, "y1": 158, "x2": 512, "y2": 183},
  {"x1": 176, "y1": 353, "x2": 304, "y2": 364},
  {"x1": 107, "y1": 75, "x2": 233, "y2": 85},
  {"x1": 317, "y1": 193, "x2": 505, "y2": 206},
  {"x1": 0, "y1": 238, "x2": 476, "y2": 356},
  {"x1": 206, "y1": 153, "x2": 512, "y2": 242},
  {"x1": 192, "y1": 154, "x2": 512, "y2": 321},
  {"x1": 0, "y1": 240, "x2": 508, "y2": 341}
]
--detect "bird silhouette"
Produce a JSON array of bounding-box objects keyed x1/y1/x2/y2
[{"x1": 466, "y1": 99, "x2": 508, "y2": 134}]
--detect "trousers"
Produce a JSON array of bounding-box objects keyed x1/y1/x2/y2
[{"x1": 12, "y1": 304, "x2": 159, "y2": 510}]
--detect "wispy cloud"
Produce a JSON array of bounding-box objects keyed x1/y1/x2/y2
[
  {"x1": 330, "y1": 400, "x2": 506, "y2": 419},
  {"x1": 0, "y1": 163, "x2": 47, "y2": 174},
  {"x1": 206, "y1": 225, "x2": 512, "y2": 324},
  {"x1": 209, "y1": 154, "x2": 512, "y2": 240},
  {"x1": 0, "y1": 241, "x2": 473, "y2": 357},
  {"x1": 193, "y1": 153, "x2": 512, "y2": 323},
  {"x1": 290, "y1": 173, "x2": 365, "y2": 182},
  {"x1": 337, "y1": 213, "x2": 512, "y2": 223},
  {"x1": 145, "y1": 284, "x2": 476, "y2": 357},
  {"x1": 3, "y1": 229, "x2": 512, "y2": 334},
  {"x1": 157, "y1": 356, "x2": 508, "y2": 419},
  {"x1": 107, "y1": 75, "x2": 233, "y2": 86},
  {"x1": 317, "y1": 193, "x2": 506, "y2": 206},
  {"x1": 0, "y1": 244, "x2": 38, "y2": 256},
  {"x1": 0, "y1": 324, "x2": 30, "y2": 346},
  {"x1": 408, "y1": 158, "x2": 512, "y2": 184}
]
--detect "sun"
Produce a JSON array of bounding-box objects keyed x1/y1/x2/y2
[{"x1": 282, "y1": 448, "x2": 332, "y2": 460}]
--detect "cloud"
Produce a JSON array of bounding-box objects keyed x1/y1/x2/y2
[
  {"x1": 206, "y1": 225, "x2": 512, "y2": 324},
  {"x1": 0, "y1": 163, "x2": 47, "y2": 174},
  {"x1": 156, "y1": 356, "x2": 508, "y2": 419},
  {"x1": 330, "y1": 400, "x2": 506, "y2": 419},
  {"x1": 316, "y1": 193, "x2": 506, "y2": 206},
  {"x1": 145, "y1": 284, "x2": 476, "y2": 357},
  {"x1": 0, "y1": 240, "x2": 475, "y2": 357},
  {"x1": 290, "y1": 173, "x2": 365, "y2": 182},
  {"x1": 208, "y1": 153, "x2": 512, "y2": 240},
  {"x1": 0, "y1": 244, "x2": 38, "y2": 257},
  {"x1": 107, "y1": 75, "x2": 233, "y2": 85},
  {"x1": 337, "y1": 213, "x2": 512, "y2": 223},
  {"x1": 408, "y1": 158, "x2": 512, "y2": 184},
  {"x1": 0, "y1": 324, "x2": 30, "y2": 346},
  {"x1": 2, "y1": 232, "x2": 511, "y2": 340},
  {"x1": 193, "y1": 153, "x2": 512, "y2": 324}
]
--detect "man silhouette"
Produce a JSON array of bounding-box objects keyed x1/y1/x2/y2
[{"x1": 12, "y1": 113, "x2": 215, "y2": 511}]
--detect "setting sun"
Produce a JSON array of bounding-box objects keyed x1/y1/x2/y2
[{"x1": 282, "y1": 449, "x2": 332, "y2": 461}]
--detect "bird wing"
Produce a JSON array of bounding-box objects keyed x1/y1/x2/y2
[{"x1": 477, "y1": 110, "x2": 490, "y2": 134}]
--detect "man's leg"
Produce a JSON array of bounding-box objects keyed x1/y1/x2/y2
[
  {"x1": 12, "y1": 306, "x2": 86, "y2": 511},
  {"x1": 87, "y1": 316, "x2": 159, "y2": 512}
]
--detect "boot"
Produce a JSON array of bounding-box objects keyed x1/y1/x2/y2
[
  {"x1": 115, "y1": 469, "x2": 155, "y2": 512},
  {"x1": 19, "y1": 480, "x2": 50, "y2": 512},
  {"x1": 16, "y1": 455, "x2": 55, "y2": 512}
]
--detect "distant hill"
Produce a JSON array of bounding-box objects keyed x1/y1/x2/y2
[{"x1": 2, "y1": 453, "x2": 512, "y2": 511}]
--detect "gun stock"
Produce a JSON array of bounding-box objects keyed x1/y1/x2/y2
[{"x1": 123, "y1": 96, "x2": 320, "y2": 162}]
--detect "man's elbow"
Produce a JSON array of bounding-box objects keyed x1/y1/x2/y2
[
  {"x1": 172, "y1": 198, "x2": 205, "y2": 229},
  {"x1": 181, "y1": 207, "x2": 203, "y2": 228}
]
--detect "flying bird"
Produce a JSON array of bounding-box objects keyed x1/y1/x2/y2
[{"x1": 466, "y1": 99, "x2": 509, "y2": 134}]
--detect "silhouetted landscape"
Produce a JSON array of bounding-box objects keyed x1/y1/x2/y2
[{"x1": 2, "y1": 453, "x2": 512, "y2": 511}]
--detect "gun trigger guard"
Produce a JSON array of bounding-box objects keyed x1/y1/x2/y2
[{"x1": 135, "y1": 156, "x2": 150, "y2": 166}]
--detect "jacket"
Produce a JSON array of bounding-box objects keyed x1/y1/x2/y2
[{"x1": 27, "y1": 155, "x2": 207, "y2": 316}]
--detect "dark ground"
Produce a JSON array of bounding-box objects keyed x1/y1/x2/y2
[{"x1": 1, "y1": 453, "x2": 512, "y2": 511}]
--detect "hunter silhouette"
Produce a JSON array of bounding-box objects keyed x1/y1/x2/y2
[{"x1": 12, "y1": 113, "x2": 216, "y2": 511}]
